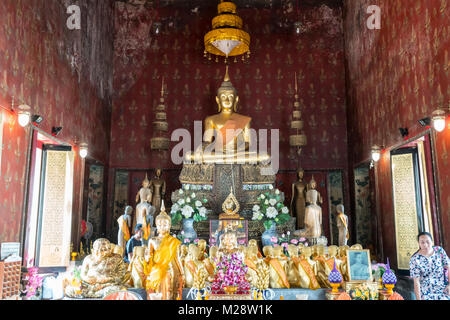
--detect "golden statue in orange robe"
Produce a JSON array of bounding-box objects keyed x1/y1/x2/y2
[{"x1": 146, "y1": 202, "x2": 185, "y2": 300}]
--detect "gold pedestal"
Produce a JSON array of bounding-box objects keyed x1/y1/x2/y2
[
  {"x1": 325, "y1": 290, "x2": 342, "y2": 300},
  {"x1": 378, "y1": 289, "x2": 393, "y2": 300},
  {"x1": 208, "y1": 294, "x2": 252, "y2": 300}
]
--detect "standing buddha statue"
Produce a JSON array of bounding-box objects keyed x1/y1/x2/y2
[
  {"x1": 336, "y1": 204, "x2": 349, "y2": 246},
  {"x1": 301, "y1": 187, "x2": 323, "y2": 239},
  {"x1": 149, "y1": 168, "x2": 166, "y2": 218},
  {"x1": 146, "y1": 202, "x2": 185, "y2": 300},
  {"x1": 135, "y1": 175, "x2": 155, "y2": 240},
  {"x1": 117, "y1": 206, "x2": 133, "y2": 251},
  {"x1": 128, "y1": 246, "x2": 148, "y2": 289},
  {"x1": 291, "y1": 168, "x2": 307, "y2": 230}
]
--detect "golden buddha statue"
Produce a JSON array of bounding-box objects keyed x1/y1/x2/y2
[
  {"x1": 291, "y1": 168, "x2": 307, "y2": 230},
  {"x1": 219, "y1": 188, "x2": 241, "y2": 219},
  {"x1": 336, "y1": 204, "x2": 349, "y2": 246},
  {"x1": 67, "y1": 238, "x2": 128, "y2": 298},
  {"x1": 244, "y1": 246, "x2": 261, "y2": 287},
  {"x1": 351, "y1": 244, "x2": 363, "y2": 250},
  {"x1": 113, "y1": 245, "x2": 124, "y2": 257},
  {"x1": 149, "y1": 168, "x2": 166, "y2": 218},
  {"x1": 338, "y1": 245, "x2": 350, "y2": 281},
  {"x1": 197, "y1": 239, "x2": 208, "y2": 261},
  {"x1": 185, "y1": 66, "x2": 270, "y2": 164},
  {"x1": 184, "y1": 244, "x2": 201, "y2": 288},
  {"x1": 294, "y1": 246, "x2": 320, "y2": 290},
  {"x1": 262, "y1": 245, "x2": 271, "y2": 258},
  {"x1": 203, "y1": 246, "x2": 218, "y2": 281},
  {"x1": 313, "y1": 245, "x2": 334, "y2": 288},
  {"x1": 146, "y1": 202, "x2": 184, "y2": 300},
  {"x1": 264, "y1": 246, "x2": 290, "y2": 289},
  {"x1": 129, "y1": 246, "x2": 148, "y2": 289},
  {"x1": 248, "y1": 239, "x2": 263, "y2": 258},
  {"x1": 286, "y1": 245, "x2": 300, "y2": 288}
]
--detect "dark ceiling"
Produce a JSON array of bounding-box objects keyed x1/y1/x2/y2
[{"x1": 118, "y1": 0, "x2": 343, "y2": 9}]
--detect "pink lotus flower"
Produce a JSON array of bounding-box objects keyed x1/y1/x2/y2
[
  {"x1": 270, "y1": 236, "x2": 278, "y2": 243},
  {"x1": 281, "y1": 242, "x2": 288, "y2": 248},
  {"x1": 299, "y1": 237, "x2": 306, "y2": 242},
  {"x1": 194, "y1": 238, "x2": 199, "y2": 243},
  {"x1": 290, "y1": 239, "x2": 299, "y2": 245},
  {"x1": 184, "y1": 238, "x2": 190, "y2": 243},
  {"x1": 238, "y1": 239, "x2": 245, "y2": 245}
]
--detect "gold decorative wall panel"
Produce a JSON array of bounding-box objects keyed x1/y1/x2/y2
[
  {"x1": 391, "y1": 153, "x2": 419, "y2": 270},
  {"x1": 38, "y1": 151, "x2": 74, "y2": 267}
]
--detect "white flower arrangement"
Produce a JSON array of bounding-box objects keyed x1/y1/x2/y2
[
  {"x1": 171, "y1": 190, "x2": 209, "y2": 224},
  {"x1": 252, "y1": 189, "x2": 290, "y2": 230}
]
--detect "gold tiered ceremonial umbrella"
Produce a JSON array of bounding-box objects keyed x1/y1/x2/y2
[
  {"x1": 151, "y1": 78, "x2": 170, "y2": 151},
  {"x1": 204, "y1": 0, "x2": 250, "y2": 63},
  {"x1": 289, "y1": 72, "x2": 307, "y2": 156}
]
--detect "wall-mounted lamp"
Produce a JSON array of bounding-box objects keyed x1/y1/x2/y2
[
  {"x1": 432, "y1": 109, "x2": 446, "y2": 132},
  {"x1": 17, "y1": 105, "x2": 31, "y2": 127},
  {"x1": 371, "y1": 145, "x2": 381, "y2": 162},
  {"x1": 79, "y1": 143, "x2": 88, "y2": 159},
  {"x1": 52, "y1": 127, "x2": 63, "y2": 137},
  {"x1": 31, "y1": 115, "x2": 43, "y2": 124}
]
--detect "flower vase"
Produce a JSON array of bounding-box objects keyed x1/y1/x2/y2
[
  {"x1": 182, "y1": 218, "x2": 197, "y2": 241},
  {"x1": 261, "y1": 223, "x2": 277, "y2": 247}
]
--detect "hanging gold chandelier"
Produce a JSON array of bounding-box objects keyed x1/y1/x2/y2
[{"x1": 204, "y1": 0, "x2": 251, "y2": 63}]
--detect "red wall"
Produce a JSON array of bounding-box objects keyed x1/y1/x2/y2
[
  {"x1": 344, "y1": 0, "x2": 450, "y2": 265},
  {"x1": 0, "y1": 0, "x2": 113, "y2": 246},
  {"x1": 108, "y1": 3, "x2": 350, "y2": 225}
]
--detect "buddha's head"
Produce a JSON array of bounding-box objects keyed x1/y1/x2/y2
[
  {"x1": 93, "y1": 238, "x2": 111, "y2": 259},
  {"x1": 309, "y1": 176, "x2": 317, "y2": 190},
  {"x1": 209, "y1": 246, "x2": 218, "y2": 258},
  {"x1": 248, "y1": 245, "x2": 258, "y2": 258},
  {"x1": 351, "y1": 244, "x2": 363, "y2": 250},
  {"x1": 155, "y1": 201, "x2": 171, "y2": 235},
  {"x1": 124, "y1": 205, "x2": 133, "y2": 215},
  {"x1": 142, "y1": 174, "x2": 150, "y2": 188},
  {"x1": 216, "y1": 66, "x2": 239, "y2": 113},
  {"x1": 113, "y1": 245, "x2": 124, "y2": 256},
  {"x1": 248, "y1": 239, "x2": 258, "y2": 248},
  {"x1": 188, "y1": 244, "x2": 199, "y2": 259},
  {"x1": 262, "y1": 246, "x2": 271, "y2": 257},
  {"x1": 197, "y1": 239, "x2": 207, "y2": 252},
  {"x1": 338, "y1": 245, "x2": 349, "y2": 257},
  {"x1": 287, "y1": 244, "x2": 298, "y2": 258},
  {"x1": 328, "y1": 245, "x2": 338, "y2": 257},
  {"x1": 297, "y1": 168, "x2": 304, "y2": 180},
  {"x1": 301, "y1": 246, "x2": 312, "y2": 259},
  {"x1": 317, "y1": 245, "x2": 325, "y2": 255},
  {"x1": 272, "y1": 245, "x2": 283, "y2": 258},
  {"x1": 155, "y1": 168, "x2": 162, "y2": 178},
  {"x1": 336, "y1": 204, "x2": 344, "y2": 215}
]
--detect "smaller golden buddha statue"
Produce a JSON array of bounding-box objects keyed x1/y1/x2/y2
[
  {"x1": 244, "y1": 245, "x2": 261, "y2": 287},
  {"x1": 66, "y1": 238, "x2": 129, "y2": 298},
  {"x1": 184, "y1": 244, "x2": 201, "y2": 288},
  {"x1": 262, "y1": 246, "x2": 271, "y2": 258},
  {"x1": 146, "y1": 202, "x2": 185, "y2": 300},
  {"x1": 294, "y1": 246, "x2": 320, "y2": 290},
  {"x1": 219, "y1": 188, "x2": 241, "y2": 219},
  {"x1": 286, "y1": 245, "x2": 300, "y2": 288},
  {"x1": 129, "y1": 246, "x2": 148, "y2": 289},
  {"x1": 248, "y1": 239, "x2": 263, "y2": 258},
  {"x1": 338, "y1": 245, "x2": 350, "y2": 281},
  {"x1": 314, "y1": 245, "x2": 334, "y2": 288},
  {"x1": 197, "y1": 239, "x2": 208, "y2": 261},
  {"x1": 265, "y1": 246, "x2": 290, "y2": 289},
  {"x1": 351, "y1": 244, "x2": 363, "y2": 250},
  {"x1": 203, "y1": 246, "x2": 218, "y2": 281},
  {"x1": 179, "y1": 245, "x2": 188, "y2": 264}
]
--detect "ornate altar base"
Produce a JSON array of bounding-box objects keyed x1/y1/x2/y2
[{"x1": 181, "y1": 288, "x2": 328, "y2": 300}]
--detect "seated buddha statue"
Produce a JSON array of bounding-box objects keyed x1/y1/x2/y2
[
  {"x1": 203, "y1": 246, "x2": 218, "y2": 281},
  {"x1": 66, "y1": 238, "x2": 129, "y2": 298},
  {"x1": 264, "y1": 246, "x2": 290, "y2": 289},
  {"x1": 286, "y1": 245, "x2": 300, "y2": 288},
  {"x1": 185, "y1": 66, "x2": 270, "y2": 164},
  {"x1": 295, "y1": 246, "x2": 320, "y2": 290},
  {"x1": 338, "y1": 245, "x2": 350, "y2": 281},
  {"x1": 244, "y1": 246, "x2": 261, "y2": 287},
  {"x1": 146, "y1": 202, "x2": 185, "y2": 300},
  {"x1": 184, "y1": 244, "x2": 202, "y2": 288},
  {"x1": 128, "y1": 246, "x2": 148, "y2": 289},
  {"x1": 197, "y1": 239, "x2": 208, "y2": 261}
]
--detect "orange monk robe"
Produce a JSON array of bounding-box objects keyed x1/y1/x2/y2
[
  {"x1": 291, "y1": 257, "x2": 320, "y2": 290},
  {"x1": 265, "y1": 257, "x2": 290, "y2": 289},
  {"x1": 146, "y1": 235, "x2": 181, "y2": 293}
]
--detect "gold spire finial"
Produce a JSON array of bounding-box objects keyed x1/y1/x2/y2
[
  {"x1": 224, "y1": 65, "x2": 230, "y2": 82},
  {"x1": 295, "y1": 72, "x2": 298, "y2": 93},
  {"x1": 156, "y1": 200, "x2": 171, "y2": 224},
  {"x1": 143, "y1": 173, "x2": 150, "y2": 185},
  {"x1": 161, "y1": 77, "x2": 165, "y2": 97}
]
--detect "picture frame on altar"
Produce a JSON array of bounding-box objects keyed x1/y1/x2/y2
[
  {"x1": 209, "y1": 219, "x2": 248, "y2": 247},
  {"x1": 347, "y1": 249, "x2": 373, "y2": 282}
]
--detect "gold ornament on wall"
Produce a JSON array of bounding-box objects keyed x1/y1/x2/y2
[
  {"x1": 289, "y1": 72, "x2": 307, "y2": 158},
  {"x1": 151, "y1": 77, "x2": 170, "y2": 151}
]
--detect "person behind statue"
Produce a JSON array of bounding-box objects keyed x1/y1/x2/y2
[
  {"x1": 336, "y1": 204, "x2": 349, "y2": 246},
  {"x1": 146, "y1": 201, "x2": 185, "y2": 300},
  {"x1": 66, "y1": 238, "x2": 128, "y2": 298},
  {"x1": 126, "y1": 224, "x2": 143, "y2": 263},
  {"x1": 117, "y1": 206, "x2": 133, "y2": 252},
  {"x1": 149, "y1": 168, "x2": 166, "y2": 217},
  {"x1": 291, "y1": 168, "x2": 307, "y2": 230}
]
